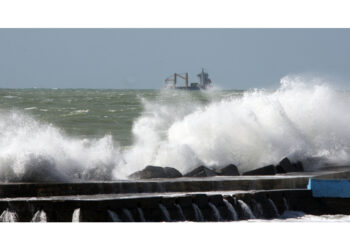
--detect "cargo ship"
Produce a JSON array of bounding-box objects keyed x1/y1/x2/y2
[{"x1": 164, "y1": 69, "x2": 212, "y2": 90}]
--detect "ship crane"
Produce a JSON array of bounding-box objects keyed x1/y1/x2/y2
[{"x1": 164, "y1": 73, "x2": 189, "y2": 88}]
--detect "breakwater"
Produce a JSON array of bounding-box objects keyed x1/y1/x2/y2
[
  {"x1": 0, "y1": 189, "x2": 341, "y2": 222},
  {"x1": 0, "y1": 168, "x2": 349, "y2": 222}
]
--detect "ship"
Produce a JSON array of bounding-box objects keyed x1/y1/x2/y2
[{"x1": 164, "y1": 69, "x2": 212, "y2": 90}]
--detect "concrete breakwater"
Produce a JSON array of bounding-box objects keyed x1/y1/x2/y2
[
  {"x1": 0, "y1": 175, "x2": 312, "y2": 198},
  {"x1": 0, "y1": 163, "x2": 349, "y2": 222},
  {"x1": 0, "y1": 189, "x2": 331, "y2": 222},
  {"x1": 0, "y1": 158, "x2": 328, "y2": 198},
  {"x1": 0, "y1": 168, "x2": 349, "y2": 222}
]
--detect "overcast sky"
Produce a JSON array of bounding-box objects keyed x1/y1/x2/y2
[{"x1": 1, "y1": 29, "x2": 350, "y2": 89}]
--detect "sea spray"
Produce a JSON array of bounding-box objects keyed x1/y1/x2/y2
[
  {"x1": 72, "y1": 208, "x2": 81, "y2": 222},
  {"x1": 31, "y1": 210, "x2": 47, "y2": 222},
  {"x1": 1, "y1": 78, "x2": 350, "y2": 181},
  {"x1": 0, "y1": 111, "x2": 121, "y2": 182},
  {"x1": 118, "y1": 78, "x2": 350, "y2": 176},
  {"x1": 0, "y1": 209, "x2": 18, "y2": 222}
]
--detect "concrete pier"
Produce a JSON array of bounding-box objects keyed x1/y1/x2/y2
[
  {"x1": 0, "y1": 171, "x2": 332, "y2": 198},
  {"x1": 0, "y1": 168, "x2": 349, "y2": 222},
  {"x1": 0, "y1": 189, "x2": 342, "y2": 222}
]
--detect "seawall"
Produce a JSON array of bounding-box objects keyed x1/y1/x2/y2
[{"x1": 0, "y1": 168, "x2": 349, "y2": 222}]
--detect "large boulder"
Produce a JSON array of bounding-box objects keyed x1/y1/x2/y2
[
  {"x1": 243, "y1": 165, "x2": 276, "y2": 176},
  {"x1": 293, "y1": 161, "x2": 304, "y2": 172},
  {"x1": 163, "y1": 167, "x2": 183, "y2": 178},
  {"x1": 276, "y1": 157, "x2": 297, "y2": 173},
  {"x1": 129, "y1": 166, "x2": 182, "y2": 179},
  {"x1": 184, "y1": 166, "x2": 217, "y2": 177},
  {"x1": 215, "y1": 164, "x2": 240, "y2": 176}
]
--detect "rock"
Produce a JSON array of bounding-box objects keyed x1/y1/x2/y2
[
  {"x1": 243, "y1": 165, "x2": 276, "y2": 175},
  {"x1": 276, "y1": 157, "x2": 298, "y2": 173},
  {"x1": 129, "y1": 166, "x2": 165, "y2": 179},
  {"x1": 163, "y1": 167, "x2": 182, "y2": 178},
  {"x1": 215, "y1": 164, "x2": 240, "y2": 176},
  {"x1": 184, "y1": 166, "x2": 217, "y2": 177},
  {"x1": 129, "y1": 166, "x2": 182, "y2": 179},
  {"x1": 294, "y1": 161, "x2": 304, "y2": 172}
]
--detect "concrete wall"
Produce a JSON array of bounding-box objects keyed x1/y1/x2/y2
[
  {"x1": 0, "y1": 189, "x2": 340, "y2": 222},
  {"x1": 0, "y1": 176, "x2": 310, "y2": 198}
]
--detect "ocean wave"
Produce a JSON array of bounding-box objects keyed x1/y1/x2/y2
[
  {"x1": 3, "y1": 95, "x2": 18, "y2": 99},
  {"x1": 62, "y1": 109, "x2": 90, "y2": 117},
  {"x1": 0, "y1": 76, "x2": 350, "y2": 181},
  {"x1": 0, "y1": 111, "x2": 121, "y2": 182},
  {"x1": 118, "y1": 76, "x2": 350, "y2": 175}
]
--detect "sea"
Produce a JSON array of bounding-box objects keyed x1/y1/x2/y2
[{"x1": 1, "y1": 77, "x2": 350, "y2": 182}]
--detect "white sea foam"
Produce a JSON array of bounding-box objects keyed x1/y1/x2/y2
[
  {"x1": 63, "y1": 109, "x2": 90, "y2": 116},
  {"x1": 0, "y1": 76, "x2": 350, "y2": 181},
  {"x1": 274, "y1": 211, "x2": 350, "y2": 222},
  {"x1": 117, "y1": 76, "x2": 350, "y2": 176},
  {"x1": 0, "y1": 111, "x2": 121, "y2": 182},
  {"x1": 239, "y1": 211, "x2": 350, "y2": 222}
]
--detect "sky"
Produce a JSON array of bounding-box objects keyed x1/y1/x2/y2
[{"x1": 1, "y1": 29, "x2": 350, "y2": 89}]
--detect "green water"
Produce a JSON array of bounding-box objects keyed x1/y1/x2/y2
[
  {"x1": 1, "y1": 84, "x2": 350, "y2": 181},
  {"x1": 0, "y1": 89, "x2": 237, "y2": 146}
]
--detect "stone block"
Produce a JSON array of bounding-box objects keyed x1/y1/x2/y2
[
  {"x1": 215, "y1": 164, "x2": 239, "y2": 176},
  {"x1": 243, "y1": 165, "x2": 276, "y2": 175}
]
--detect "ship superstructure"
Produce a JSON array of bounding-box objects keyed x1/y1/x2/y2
[{"x1": 164, "y1": 69, "x2": 212, "y2": 90}]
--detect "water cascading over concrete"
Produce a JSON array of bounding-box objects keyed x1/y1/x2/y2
[
  {"x1": 192, "y1": 203, "x2": 204, "y2": 222},
  {"x1": 159, "y1": 204, "x2": 172, "y2": 222},
  {"x1": 208, "y1": 202, "x2": 223, "y2": 222},
  {"x1": 238, "y1": 200, "x2": 256, "y2": 220},
  {"x1": 223, "y1": 199, "x2": 238, "y2": 221}
]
